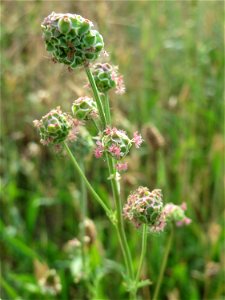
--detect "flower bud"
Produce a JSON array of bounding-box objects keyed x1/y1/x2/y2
[
  {"x1": 102, "y1": 127, "x2": 132, "y2": 160},
  {"x1": 92, "y1": 63, "x2": 125, "y2": 94},
  {"x1": 58, "y1": 16, "x2": 72, "y2": 34},
  {"x1": 41, "y1": 12, "x2": 104, "y2": 69},
  {"x1": 71, "y1": 96, "x2": 97, "y2": 120},
  {"x1": 123, "y1": 187, "x2": 166, "y2": 232},
  {"x1": 163, "y1": 202, "x2": 192, "y2": 227},
  {"x1": 33, "y1": 107, "x2": 72, "y2": 146},
  {"x1": 94, "y1": 127, "x2": 143, "y2": 160}
]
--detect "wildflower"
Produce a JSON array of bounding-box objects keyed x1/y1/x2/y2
[
  {"x1": 41, "y1": 12, "x2": 104, "y2": 69},
  {"x1": 94, "y1": 127, "x2": 143, "y2": 160},
  {"x1": 101, "y1": 127, "x2": 132, "y2": 160},
  {"x1": 33, "y1": 106, "x2": 73, "y2": 146},
  {"x1": 132, "y1": 131, "x2": 143, "y2": 148},
  {"x1": 94, "y1": 140, "x2": 104, "y2": 158},
  {"x1": 109, "y1": 144, "x2": 121, "y2": 158},
  {"x1": 72, "y1": 96, "x2": 98, "y2": 120},
  {"x1": 123, "y1": 187, "x2": 166, "y2": 232},
  {"x1": 92, "y1": 63, "x2": 125, "y2": 94},
  {"x1": 116, "y1": 162, "x2": 128, "y2": 172},
  {"x1": 163, "y1": 202, "x2": 192, "y2": 227}
]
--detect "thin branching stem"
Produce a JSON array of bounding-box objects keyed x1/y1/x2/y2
[{"x1": 64, "y1": 142, "x2": 111, "y2": 216}]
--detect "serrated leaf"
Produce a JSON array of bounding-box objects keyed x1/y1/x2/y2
[{"x1": 136, "y1": 279, "x2": 152, "y2": 289}]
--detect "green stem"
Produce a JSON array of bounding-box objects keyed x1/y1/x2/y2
[
  {"x1": 91, "y1": 119, "x2": 100, "y2": 132},
  {"x1": 152, "y1": 226, "x2": 174, "y2": 300},
  {"x1": 103, "y1": 93, "x2": 111, "y2": 125},
  {"x1": 85, "y1": 67, "x2": 107, "y2": 129},
  {"x1": 64, "y1": 142, "x2": 111, "y2": 216},
  {"x1": 85, "y1": 67, "x2": 134, "y2": 285},
  {"x1": 80, "y1": 161, "x2": 87, "y2": 274},
  {"x1": 135, "y1": 224, "x2": 148, "y2": 283},
  {"x1": 107, "y1": 155, "x2": 134, "y2": 279}
]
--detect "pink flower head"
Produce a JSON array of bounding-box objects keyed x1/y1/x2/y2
[
  {"x1": 94, "y1": 141, "x2": 104, "y2": 158},
  {"x1": 115, "y1": 74, "x2": 126, "y2": 95},
  {"x1": 176, "y1": 217, "x2": 192, "y2": 227},
  {"x1": 104, "y1": 127, "x2": 112, "y2": 135},
  {"x1": 163, "y1": 202, "x2": 192, "y2": 227},
  {"x1": 109, "y1": 144, "x2": 121, "y2": 158},
  {"x1": 180, "y1": 202, "x2": 187, "y2": 211},
  {"x1": 132, "y1": 131, "x2": 143, "y2": 148},
  {"x1": 116, "y1": 162, "x2": 128, "y2": 172}
]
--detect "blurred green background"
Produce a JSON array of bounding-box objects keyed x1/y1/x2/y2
[{"x1": 1, "y1": 1, "x2": 224, "y2": 300}]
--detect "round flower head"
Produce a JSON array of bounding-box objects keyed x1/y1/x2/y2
[
  {"x1": 163, "y1": 202, "x2": 192, "y2": 227},
  {"x1": 92, "y1": 63, "x2": 125, "y2": 94},
  {"x1": 96, "y1": 127, "x2": 132, "y2": 160},
  {"x1": 41, "y1": 12, "x2": 104, "y2": 69},
  {"x1": 33, "y1": 106, "x2": 73, "y2": 145},
  {"x1": 71, "y1": 96, "x2": 98, "y2": 120},
  {"x1": 94, "y1": 127, "x2": 143, "y2": 160},
  {"x1": 123, "y1": 187, "x2": 166, "y2": 232}
]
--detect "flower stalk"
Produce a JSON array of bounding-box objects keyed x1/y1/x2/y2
[
  {"x1": 79, "y1": 160, "x2": 87, "y2": 274},
  {"x1": 64, "y1": 142, "x2": 111, "y2": 216},
  {"x1": 136, "y1": 224, "x2": 148, "y2": 283},
  {"x1": 85, "y1": 67, "x2": 107, "y2": 129},
  {"x1": 85, "y1": 67, "x2": 134, "y2": 282},
  {"x1": 152, "y1": 226, "x2": 174, "y2": 300}
]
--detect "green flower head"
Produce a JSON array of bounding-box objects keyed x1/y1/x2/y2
[
  {"x1": 33, "y1": 106, "x2": 73, "y2": 145},
  {"x1": 123, "y1": 187, "x2": 166, "y2": 232},
  {"x1": 92, "y1": 63, "x2": 125, "y2": 94},
  {"x1": 41, "y1": 12, "x2": 104, "y2": 69},
  {"x1": 71, "y1": 96, "x2": 98, "y2": 120}
]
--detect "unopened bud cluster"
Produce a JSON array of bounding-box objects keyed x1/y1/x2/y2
[
  {"x1": 94, "y1": 127, "x2": 143, "y2": 160},
  {"x1": 41, "y1": 12, "x2": 104, "y2": 68},
  {"x1": 163, "y1": 202, "x2": 191, "y2": 227},
  {"x1": 124, "y1": 187, "x2": 191, "y2": 232},
  {"x1": 92, "y1": 63, "x2": 125, "y2": 94},
  {"x1": 33, "y1": 107, "x2": 73, "y2": 145},
  {"x1": 72, "y1": 96, "x2": 98, "y2": 120}
]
